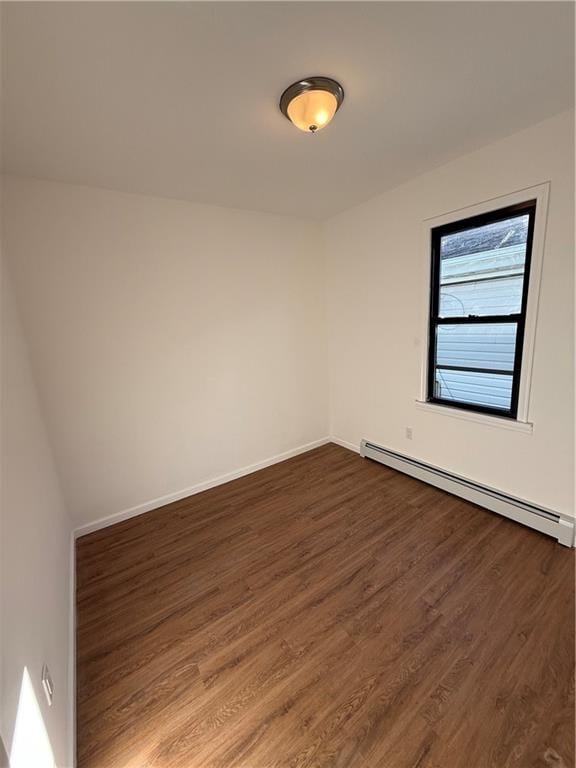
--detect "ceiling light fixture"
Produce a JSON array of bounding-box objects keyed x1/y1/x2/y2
[{"x1": 280, "y1": 76, "x2": 344, "y2": 134}]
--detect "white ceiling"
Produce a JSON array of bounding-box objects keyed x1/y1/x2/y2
[{"x1": 2, "y1": 2, "x2": 573, "y2": 219}]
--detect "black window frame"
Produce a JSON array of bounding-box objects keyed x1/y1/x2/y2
[{"x1": 427, "y1": 199, "x2": 537, "y2": 420}]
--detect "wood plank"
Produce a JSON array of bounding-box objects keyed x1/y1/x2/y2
[{"x1": 76, "y1": 443, "x2": 575, "y2": 768}]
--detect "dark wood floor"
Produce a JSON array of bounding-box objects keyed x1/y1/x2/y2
[{"x1": 76, "y1": 443, "x2": 575, "y2": 768}]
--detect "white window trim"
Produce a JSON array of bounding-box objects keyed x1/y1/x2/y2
[
  {"x1": 417, "y1": 182, "x2": 550, "y2": 428},
  {"x1": 414, "y1": 399, "x2": 533, "y2": 433}
]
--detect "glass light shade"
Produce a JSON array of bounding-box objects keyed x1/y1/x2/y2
[{"x1": 286, "y1": 89, "x2": 338, "y2": 133}]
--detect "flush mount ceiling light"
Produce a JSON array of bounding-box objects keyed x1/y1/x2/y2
[{"x1": 280, "y1": 76, "x2": 344, "y2": 133}]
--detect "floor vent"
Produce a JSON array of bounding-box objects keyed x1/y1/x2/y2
[{"x1": 360, "y1": 440, "x2": 574, "y2": 547}]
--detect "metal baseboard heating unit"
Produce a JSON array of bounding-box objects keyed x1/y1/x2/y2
[{"x1": 360, "y1": 440, "x2": 575, "y2": 547}]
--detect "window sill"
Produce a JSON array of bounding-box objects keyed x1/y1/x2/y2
[{"x1": 414, "y1": 400, "x2": 533, "y2": 434}]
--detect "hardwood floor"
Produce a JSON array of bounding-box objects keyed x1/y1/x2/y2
[{"x1": 76, "y1": 443, "x2": 575, "y2": 768}]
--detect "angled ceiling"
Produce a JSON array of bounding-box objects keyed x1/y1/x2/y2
[{"x1": 2, "y1": 2, "x2": 574, "y2": 219}]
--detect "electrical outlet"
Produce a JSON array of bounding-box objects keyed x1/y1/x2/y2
[
  {"x1": 41, "y1": 664, "x2": 54, "y2": 706},
  {"x1": 405, "y1": 427, "x2": 413, "y2": 440}
]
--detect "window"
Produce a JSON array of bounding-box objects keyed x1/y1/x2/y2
[{"x1": 427, "y1": 200, "x2": 536, "y2": 419}]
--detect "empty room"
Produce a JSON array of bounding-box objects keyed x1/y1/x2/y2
[{"x1": 1, "y1": 2, "x2": 574, "y2": 767}]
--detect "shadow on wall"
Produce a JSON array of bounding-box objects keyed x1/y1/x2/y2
[{"x1": 7, "y1": 667, "x2": 56, "y2": 768}]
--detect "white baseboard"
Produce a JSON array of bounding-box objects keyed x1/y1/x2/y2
[
  {"x1": 361, "y1": 439, "x2": 575, "y2": 547},
  {"x1": 74, "y1": 437, "x2": 331, "y2": 538},
  {"x1": 68, "y1": 530, "x2": 76, "y2": 768},
  {"x1": 329, "y1": 436, "x2": 361, "y2": 454}
]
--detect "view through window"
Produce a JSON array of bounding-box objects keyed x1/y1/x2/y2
[{"x1": 428, "y1": 201, "x2": 536, "y2": 418}]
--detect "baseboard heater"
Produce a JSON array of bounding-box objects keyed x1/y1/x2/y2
[{"x1": 360, "y1": 440, "x2": 575, "y2": 547}]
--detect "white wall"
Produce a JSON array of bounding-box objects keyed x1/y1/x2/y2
[
  {"x1": 1, "y1": 260, "x2": 73, "y2": 767},
  {"x1": 3, "y1": 178, "x2": 328, "y2": 528},
  {"x1": 326, "y1": 111, "x2": 574, "y2": 517}
]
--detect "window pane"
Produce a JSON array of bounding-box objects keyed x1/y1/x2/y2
[
  {"x1": 436, "y1": 323, "x2": 517, "y2": 372},
  {"x1": 439, "y1": 275, "x2": 523, "y2": 317},
  {"x1": 438, "y1": 214, "x2": 529, "y2": 317},
  {"x1": 433, "y1": 369, "x2": 513, "y2": 411}
]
